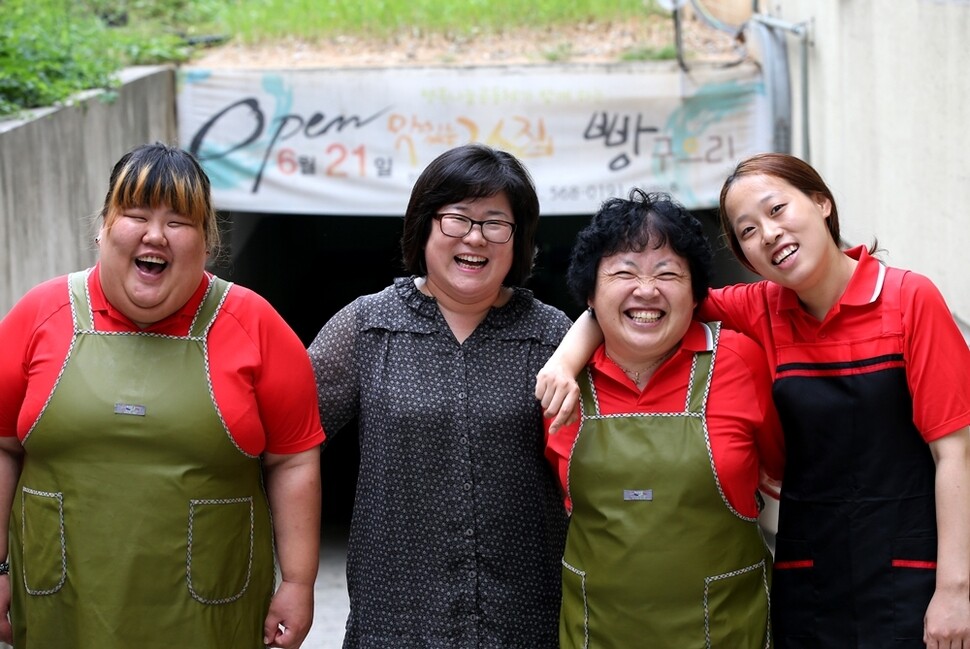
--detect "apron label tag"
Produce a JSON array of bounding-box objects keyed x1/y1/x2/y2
[
  {"x1": 114, "y1": 403, "x2": 147, "y2": 416},
  {"x1": 623, "y1": 489, "x2": 653, "y2": 501}
]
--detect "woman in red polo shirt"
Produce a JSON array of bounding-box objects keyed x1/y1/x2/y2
[
  {"x1": 0, "y1": 143, "x2": 324, "y2": 649},
  {"x1": 537, "y1": 153, "x2": 970, "y2": 648},
  {"x1": 546, "y1": 189, "x2": 781, "y2": 648}
]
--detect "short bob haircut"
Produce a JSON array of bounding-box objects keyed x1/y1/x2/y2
[
  {"x1": 400, "y1": 143, "x2": 540, "y2": 287},
  {"x1": 567, "y1": 189, "x2": 712, "y2": 307},
  {"x1": 100, "y1": 142, "x2": 219, "y2": 255},
  {"x1": 718, "y1": 152, "x2": 843, "y2": 273}
]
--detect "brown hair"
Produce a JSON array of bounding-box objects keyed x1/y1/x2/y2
[
  {"x1": 101, "y1": 143, "x2": 219, "y2": 254},
  {"x1": 718, "y1": 153, "x2": 842, "y2": 272}
]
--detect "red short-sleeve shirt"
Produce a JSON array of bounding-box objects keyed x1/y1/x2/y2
[
  {"x1": 0, "y1": 266, "x2": 325, "y2": 455},
  {"x1": 700, "y1": 246, "x2": 970, "y2": 443}
]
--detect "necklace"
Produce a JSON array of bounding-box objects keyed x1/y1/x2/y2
[{"x1": 606, "y1": 347, "x2": 676, "y2": 385}]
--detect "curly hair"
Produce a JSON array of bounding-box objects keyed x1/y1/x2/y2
[{"x1": 567, "y1": 189, "x2": 712, "y2": 307}]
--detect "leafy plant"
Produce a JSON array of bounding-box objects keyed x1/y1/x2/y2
[
  {"x1": 0, "y1": 0, "x2": 665, "y2": 117},
  {"x1": 621, "y1": 44, "x2": 678, "y2": 61},
  {"x1": 543, "y1": 43, "x2": 575, "y2": 63},
  {"x1": 0, "y1": 0, "x2": 226, "y2": 116},
  {"x1": 0, "y1": 0, "x2": 122, "y2": 116},
  {"x1": 112, "y1": 30, "x2": 194, "y2": 65}
]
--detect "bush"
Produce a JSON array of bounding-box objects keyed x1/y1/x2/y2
[
  {"x1": 0, "y1": 0, "x2": 219, "y2": 117},
  {"x1": 0, "y1": 0, "x2": 122, "y2": 116}
]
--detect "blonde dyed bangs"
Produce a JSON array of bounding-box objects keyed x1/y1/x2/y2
[{"x1": 104, "y1": 154, "x2": 219, "y2": 249}]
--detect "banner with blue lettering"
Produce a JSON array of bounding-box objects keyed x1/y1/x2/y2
[{"x1": 178, "y1": 62, "x2": 771, "y2": 215}]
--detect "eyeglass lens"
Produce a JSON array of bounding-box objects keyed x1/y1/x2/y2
[{"x1": 438, "y1": 214, "x2": 514, "y2": 243}]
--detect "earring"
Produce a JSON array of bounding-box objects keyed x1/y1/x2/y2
[{"x1": 95, "y1": 236, "x2": 101, "y2": 244}]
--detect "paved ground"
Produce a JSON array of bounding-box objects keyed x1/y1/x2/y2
[{"x1": 305, "y1": 525, "x2": 351, "y2": 648}]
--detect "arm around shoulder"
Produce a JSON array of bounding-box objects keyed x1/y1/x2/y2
[
  {"x1": 711, "y1": 330, "x2": 784, "y2": 501},
  {"x1": 535, "y1": 309, "x2": 602, "y2": 434}
]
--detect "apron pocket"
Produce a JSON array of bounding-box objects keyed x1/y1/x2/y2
[
  {"x1": 21, "y1": 487, "x2": 67, "y2": 595},
  {"x1": 772, "y1": 538, "x2": 817, "y2": 641},
  {"x1": 891, "y1": 537, "x2": 936, "y2": 640},
  {"x1": 560, "y1": 559, "x2": 589, "y2": 649},
  {"x1": 705, "y1": 560, "x2": 771, "y2": 647},
  {"x1": 186, "y1": 497, "x2": 254, "y2": 604}
]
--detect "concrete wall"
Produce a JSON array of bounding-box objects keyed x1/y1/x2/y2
[
  {"x1": 0, "y1": 65, "x2": 177, "y2": 316},
  {"x1": 768, "y1": 0, "x2": 970, "y2": 331}
]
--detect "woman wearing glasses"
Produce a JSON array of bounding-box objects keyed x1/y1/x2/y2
[{"x1": 308, "y1": 144, "x2": 570, "y2": 648}]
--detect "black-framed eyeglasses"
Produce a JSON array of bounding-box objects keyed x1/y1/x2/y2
[{"x1": 434, "y1": 213, "x2": 516, "y2": 244}]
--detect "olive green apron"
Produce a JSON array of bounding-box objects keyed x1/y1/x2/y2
[
  {"x1": 560, "y1": 322, "x2": 772, "y2": 649},
  {"x1": 9, "y1": 270, "x2": 274, "y2": 649}
]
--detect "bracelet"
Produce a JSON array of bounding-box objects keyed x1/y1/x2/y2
[{"x1": 0, "y1": 561, "x2": 8, "y2": 576}]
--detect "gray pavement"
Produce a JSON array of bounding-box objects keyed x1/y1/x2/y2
[
  {"x1": 304, "y1": 525, "x2": 351, "y2": 649},
  {"x1": 299, "y1": 505, "x2": 780, "y2": 648}
]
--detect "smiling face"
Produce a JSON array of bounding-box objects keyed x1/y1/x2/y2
[
  {"x1": 422, "y1": 192, "x2": 515, "y2": 305},
  {"x1": 98, "y1": 204, "x2": 208, "y2": 327},
  {"x1": 723, "y1": 173, "x2": 836, "y2": 294},
  {"x1": 590, "y1": 242, "x2": 696, "y2": 368},
  {"x1": 95, "y1": 144, "x2": 217, "y2": 327}
]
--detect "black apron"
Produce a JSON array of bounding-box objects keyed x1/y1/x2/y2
[{"x1": 770, "y1": 266, "x2": 937, "y2": 648}]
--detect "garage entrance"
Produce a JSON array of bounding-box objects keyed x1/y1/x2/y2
[{"x1": 213, "y1": 210, "x2": 755, "y2": 525}]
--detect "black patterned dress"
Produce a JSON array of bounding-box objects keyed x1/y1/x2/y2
[{"x1": 308, "y1": 277, "x2": 569, "y2": 649}]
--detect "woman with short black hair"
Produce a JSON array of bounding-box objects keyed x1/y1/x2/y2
[{"x1": 309, "y1": 143, "x2": 569, "y2": 648}]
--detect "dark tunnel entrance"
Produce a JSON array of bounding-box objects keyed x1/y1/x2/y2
[{"x1": 212, "y1": 210, "x2": 756, "y2": 529}]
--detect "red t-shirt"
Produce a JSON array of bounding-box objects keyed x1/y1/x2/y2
[
  {"x1": 0, "y1": 266, "x2": 325, "y2": 455},
  {"x1": 700, "y1": 246, "x2": 970, "y2": 443},
  {"x1": 545, "y1": 321, "x2": 783, "y2": 518}
]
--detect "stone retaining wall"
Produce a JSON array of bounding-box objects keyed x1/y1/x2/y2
[{"x1": 0, "y1": 65, "x2": 177, "y2": 315}]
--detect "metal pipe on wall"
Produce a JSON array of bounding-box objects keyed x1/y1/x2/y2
[{"x1": 751, "y1": 13, "x2": 811, "y2": 162}]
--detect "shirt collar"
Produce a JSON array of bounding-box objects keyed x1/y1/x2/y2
[
  {"x1": 88, "y1": 263, "x2": 210, "y2": 334},
  {"x1": 590, "y1": 319, "x2": 711, "y2": 377},
  {"x1": 840, "y1": 245, "x2": 886, "y2": 305},
  {"x1": 773, "y1": 245, "x2": 886, "y2": 312}
]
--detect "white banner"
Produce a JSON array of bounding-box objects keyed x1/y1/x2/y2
[{"x1": 177, "y1": 62, "x2": 772, "y2": 215}]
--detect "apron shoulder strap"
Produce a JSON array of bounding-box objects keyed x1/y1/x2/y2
[
  {"x1": 577, "y1": 367, "x2": 599, "y2": 418},
  {"x1": 189, "y1": 275, "x2": 232, "y2": 338},
  {"x1": 68, "y1": 270, "x2": 94, "y2": 331},
  {"x1": 685, "y1": 322, "x2": 719, "y2": 415},
  {"x1": 879, "y1": 265, "x2": 906, "y2": 337}
]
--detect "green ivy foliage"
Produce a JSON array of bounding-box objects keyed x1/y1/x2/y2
[
  {"x1": 0, "y1": 0, "x2": 121, "y2": 115},
  {"x1": 0, "y1": 0, "x2": 217, "y2": 117}
]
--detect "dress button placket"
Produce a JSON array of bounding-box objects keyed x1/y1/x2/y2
[{"x1": 454, "y1": 346, "x2": 478, "y2": 618}]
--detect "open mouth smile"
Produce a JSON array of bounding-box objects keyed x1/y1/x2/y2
[
  {"x1": 455, "y1": 254, "x2": 487, "y2": 269},
  {"x1": 772, "y1": 244, "x2": 798, "y2": 266},
  {"x1": 626, "y1": 308, "x2": 663, "y2": 324},
  {"x1": 135, "y1": 255, "x2": 168, "y2": 275}
]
